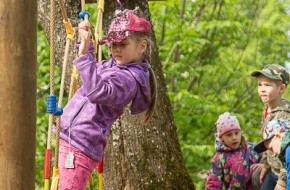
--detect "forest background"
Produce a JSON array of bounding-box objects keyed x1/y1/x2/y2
[{"x1": 36, "y1": 0, "x2": 290, "y2": 189}]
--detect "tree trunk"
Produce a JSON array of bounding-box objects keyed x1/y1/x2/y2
[
  {"x1": 0, "y1": 0, "x2": 37, "y2": 189},
  {"x1": 38, "y1": 0, "x2": 195, "y2": 189}
]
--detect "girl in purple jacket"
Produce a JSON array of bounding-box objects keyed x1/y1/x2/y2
[
  {"x1": 206, "y1": 112, "x2": 262, "y2": 190},
  {"x1": 58, "y1": 8, "x2": 157, "y2": 190}
]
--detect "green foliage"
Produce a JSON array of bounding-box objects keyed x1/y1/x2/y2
[
  {"x1": 36, "y1": 24, "x2": 50, "y2": 189},
  {"x1": 149, "y1": 0, "x2": 290, "y2": 188},
  {"x1": 36, "y1": 24, "x2": 63, "y2": 189},
  {"x1": 36, "y1": 0, "x2": 290, "y2": 188}
]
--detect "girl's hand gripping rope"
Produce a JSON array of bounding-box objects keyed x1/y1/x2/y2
[{"x1": 77, "y1": 19, "x2": 91, "y2": 57}]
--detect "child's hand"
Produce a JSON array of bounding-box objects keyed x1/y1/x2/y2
[
  {"x1": 77, "y1": 20, "x2": 91, "y2": 57},
  {"x1": 250, "y1": 163, "x2": 263, "y2": 171},
  {"x1": 274, "y1": 184, "x2": 286, "y2": 190}
]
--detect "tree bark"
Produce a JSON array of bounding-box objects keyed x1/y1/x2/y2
[
  {"x1": 0, "y1": 0, "x2": 37, "y2": 189},
  {"x1": 38, "y1": 0, "x2": 195, "y2": 189}
]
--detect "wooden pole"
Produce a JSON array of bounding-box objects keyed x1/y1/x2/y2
[{"x1": 0, "y1": 0, "x2": 37, "y2": 189}]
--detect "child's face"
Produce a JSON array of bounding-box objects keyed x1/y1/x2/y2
[
  {"x1": 220, "y1": 129, "x2": 241, "y2": 150},
  {"x1": 257, "y1": 75, "x2": 285, "y2": 105},
  {"x1": 264, "y1": 133, "x2": 283, "y2": 156},
  {"x1": 110, "y1": 36, "x2": 147, "y2": 65}
]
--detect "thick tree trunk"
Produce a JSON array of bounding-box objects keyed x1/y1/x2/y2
[
  {"x1": 0, "y1": 0, "x2": 37, "y2": 189},
  {"x1": 38, "y1": 0, "x2": 195, "y2": 189}
]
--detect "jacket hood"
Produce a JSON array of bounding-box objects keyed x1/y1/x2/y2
[{"x1": 110, "y1": 58, "x2": 151, "y2": 114}]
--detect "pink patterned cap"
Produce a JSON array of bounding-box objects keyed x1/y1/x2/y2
[
  {"x1": 99, "y1": 8, "x2": 151, "y2": 45},
  {"x1": 215, "y1": 112, "x2": 241, "y2": 138}
]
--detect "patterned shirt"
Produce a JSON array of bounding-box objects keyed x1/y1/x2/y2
[
  {"x1": 206, "y1": 139, "x2": 261, "y2": 190},
  {"x1": 261, "y1": 98, "x2": 290, "y2": 187}
]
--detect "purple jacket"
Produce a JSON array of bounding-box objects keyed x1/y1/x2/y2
[{"x1": 60, "y1": 42, "x2": 151, "y2": 161}]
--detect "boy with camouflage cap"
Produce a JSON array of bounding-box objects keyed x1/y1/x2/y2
[{"x1": 251, "y1": 64, "x2": 290, "y2": 190}]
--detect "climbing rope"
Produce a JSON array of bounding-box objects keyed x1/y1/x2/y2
[
  {"x1": 95, "y1": 0, "x2": 104, "y2": 61},
  {"x1": 93, "y1": 2, "x2": 105, "y2": 189},
  {"x1": 43, "y1": 1, "x2": 166, "y2": 188},
  {"x1": 44, "y1": 0, "x2": 106, "y2": 189},
  {"x1": 98, "y1": 158, "x2": 104, "y2": 190},
  {"x1": 44, "y1": 0, "x2": 79, "y2": 189},
  {"x1": 43, "y1": 0, "x2": 57, "y2": 189},
  {"x1": 49, "y1": 0, "x2": 78, "y2": 189}
]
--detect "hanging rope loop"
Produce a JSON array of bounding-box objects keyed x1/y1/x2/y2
[
  {"x1": 44, "y1": 0, "x2": 104, "y2": 189},
  {"x1": 63, "y1": 19, "x2": 75, "y2": 41}
]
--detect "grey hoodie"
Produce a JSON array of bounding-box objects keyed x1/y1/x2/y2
[{"x1": 60, "y1": 42, "x2": 151, "y2": 161}]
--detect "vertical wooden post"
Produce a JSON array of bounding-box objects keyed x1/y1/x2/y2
[{"x1": 0, "y1": 0, "x2": 37, "y2": 189}]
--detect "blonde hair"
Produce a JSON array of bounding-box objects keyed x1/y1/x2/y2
[
  {"x1": 131, "y1": 32, "x2": 157, "y2": 123},
  {"x1": 241, "y1": 135, "x2": 248, "y2": 149}
]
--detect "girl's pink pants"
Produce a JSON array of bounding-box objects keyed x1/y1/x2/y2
[{"x1": 58, "y1": 139, "x2": 98, "y2": 190}]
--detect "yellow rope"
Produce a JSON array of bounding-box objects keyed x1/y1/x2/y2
[
  {"x1": 50, "y1": 38, "x2": 74, "y2": 190},
  {"x1": 79, "y1": 3, "x2": 95, "y2": 189},
  {"x1": 98, "y1": 173, "x2": 103, "y2": 190},
  {"x1": 67, "y1": 0, "x2": 88, "y2": 100},
  {"x1": 53, "y1": 1, "x2": 78, "y2": 190},
  {"x1": 44, "y1": 0, "x2": 56, "y2": 189},
  {"x1": 95, "y1": 1, "x2": 105, "y2": 189},
  {"x1": 95, "y1": 0, "x2": 104, "y2": 61},
  {"x1": 44, "y1": 179, "x2": 50, "y2": 190},
  {"x1": 45, "y1": 0, "x2": 105, "y2": 189},
  {"x1": 68, "y1": 65, "x2": 79, "y2": 100},
  {"x1": 50, "y1": 167, "x2": 59, "y2": 190},
  {"x1": 89, "y1": 175, "x2": 93, "y2": 190}
]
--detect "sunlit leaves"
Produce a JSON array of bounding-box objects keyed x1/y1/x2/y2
[{"x1": 150, "y1": 0, "x2": 290, "y2": 188}]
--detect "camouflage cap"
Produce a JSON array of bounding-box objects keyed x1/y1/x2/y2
[{"x1": 251, "y1": 64, "x2": 289, "y2": 86}]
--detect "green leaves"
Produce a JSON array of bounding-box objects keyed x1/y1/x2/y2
[
  {"x1": 35, "y1": 0, "x2": 290, "y2": 188},
  {"x1": 150, "y1": 0, "x2": 290, "y2": 188}
]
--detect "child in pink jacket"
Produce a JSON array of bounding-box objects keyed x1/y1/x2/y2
[{"x1": 206, "y1": 112, "x2": 262, "y2": 189}]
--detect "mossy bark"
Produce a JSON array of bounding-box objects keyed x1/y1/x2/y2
[{"x1": 38, "y1": 0, "x2": 195, "y2": 189}]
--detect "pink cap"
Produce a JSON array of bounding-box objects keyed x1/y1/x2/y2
[
  {"x1": 215, "y1": 112, "x2": 241, "y2": 138},
  {"x1": 99, "y1": 8, "x2": 151, "y2": 45}
]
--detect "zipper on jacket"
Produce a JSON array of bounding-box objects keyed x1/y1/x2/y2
[{"x1": 67, "y1": 99, "x2": 88, "y2": 129}]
